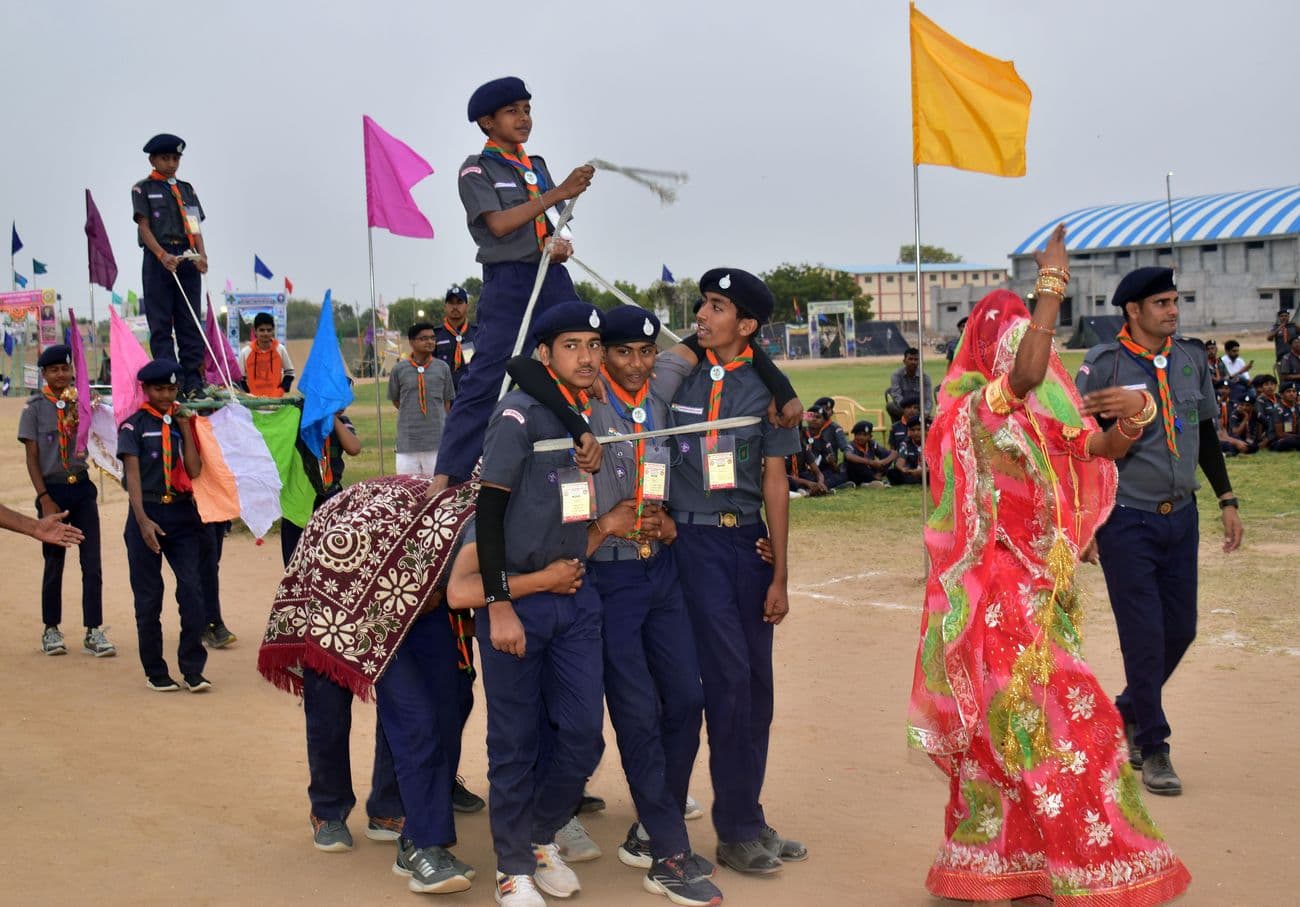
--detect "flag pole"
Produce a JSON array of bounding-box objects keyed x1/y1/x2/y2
[
  {"x1": 88, "y1": 284, "x2": 97, "y2": 373},
  {"x1": 367, "y1": 226, "x2": 385, "y2": 476},
  {"x1": 912, "y1": 163, "x2": 931, "y2": 541}
]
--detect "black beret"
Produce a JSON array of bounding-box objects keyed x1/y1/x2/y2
[
  {"x1": 1112, "y1": 267, "x2": 1176, "y2": 308},
  {"x1": 851, "y1": 420, "x2": 874, "y2": 434},
  {"x1": 601, "y1": 305, "x2": 659, "y2": 345},
  {"x1": 137, "y1": 358, "x2": 181, "y2": 385},
  {"x1": 468, "y1": 77, "x2": 531, "y2": 122},
  {"x1": 698, "y1": 268, "x2": 775, "y2": 325},
  {"x1": 813, "y1": 396, "x2": 835, "y2": 410},
  {"x1": 37, "y1": 344, "x2": 72, "y2": 368},
  {"x1": 446, "y1": 286, "x2": 468, "y2": 303},
  {"x1": 905, "y1": 415, "x2": 921, "y2": 428},
  {"x1": 1241, "y1": 392, "x2": 1256, "y2": 404},
  {"x1": 1283, "y1": 382, "x2": 1298, "y2": 394},
  {"x1": 143, "y1": 133, "x2": 186, "y2": 155},
  {"x1": 532, "y1": 301, "x2": 603, "y2": 345}
]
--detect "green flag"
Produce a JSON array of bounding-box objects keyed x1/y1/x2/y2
[
  {"x1": 126, "y1": 290, "x2": 139, "y2": 316},
  {"x1": 32, "y1": 259, "x2": 48, "y2": 275},
  {"x1": 250, "y1": 406, "x2": 316, "y2": 528}
]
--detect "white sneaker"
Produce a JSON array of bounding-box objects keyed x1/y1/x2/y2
[
  {"x1": 554, "y1": 816, "x2": 601, "y2": 862},
  {"x1": 495, "y1": 871, "x2": 546, "y2": 907},
  {"x1": 41, "y1": 626, "x2": 66, "y2": 656},
  {"x1": 532, "y1": 842, "x2": 581, "y2": 898},
  {"x1": 684, "y1": 794, "x2": 703, "y2": 821}
]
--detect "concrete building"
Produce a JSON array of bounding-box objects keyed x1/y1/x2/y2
[
  {"x1": 835, "y1": 263, "x2": 1008, "y2": 335},
  {"x1": 1001, "y1": 185, "x2": 1300, "y2": 333}
]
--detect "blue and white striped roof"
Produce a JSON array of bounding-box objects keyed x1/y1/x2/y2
[{"x1": 1013, "y1": 185, "x2": 1300, "y2": 255}]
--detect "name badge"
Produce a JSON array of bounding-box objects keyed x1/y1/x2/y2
[
  {"x1": 641, "y1": 444, "x2": 671, "y2": 501},
  {"x1": 558, "y1": 467, "x2": 595, "y2": 523},
  {"x1": 702, "y1": 434, "x2": 737, "y2": 491},
  {"x1": 461, "y1": 342, "x2": 475, "y2": 364},
  {"x1": 184, "y1": 205, "x2": 202, "y2": 236}
]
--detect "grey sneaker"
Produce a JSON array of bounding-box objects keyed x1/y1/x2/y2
[
  {"x1": 617, "y1": 822, "x2": 653, "y2": 869},
  {"x1": 393, "y1": 837, "x2": 471, "y2": 894},
  {"x1": 311, "y1": 815, "x2": 353, "y2": 852},
  {"x1": 83, "y1": 627, "x2": 116, "y2": 657},
  {"x1": 716, "y1": 839, "x2": 782, "y2": 875},
  {"x1": 555, "y1": 815, "x2": 602, "y2": 862},
  {"x1": 643, "y1": 852, "x2": 724, "y2": 906},
  {"x1": 759, "y1": 824, "x2": 808, "y2": 861},
  {"x1": 42, "y1": 626, "x2": 67, "y2": 656}
]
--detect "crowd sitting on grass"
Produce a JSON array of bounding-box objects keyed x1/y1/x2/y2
[
  {"x1": 785, "y1": 395, "x2": 929, "y2": 497},
  {"x1": 1212, "y1": 371, "x2": 1300, "y2": 455}
]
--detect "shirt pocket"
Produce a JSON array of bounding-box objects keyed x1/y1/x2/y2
[{"x1": 1172, "y1": 384, "x2": 1205, "y2": 426}]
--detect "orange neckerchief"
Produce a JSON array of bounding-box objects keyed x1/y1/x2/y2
[
  {"x1": 141, "y1": 402, "x2": 178, "y2": 496},
  {"x1": 1117, "y1": 324, "x2": 1179, "y2": 458},
  {"x1": 545, "y1": 366, "x2": 591, "y2": 419},
  {"x1": 443, "y1": 319, "x2": 467, "y2": 370},
  {"x1": 148, "y1": 170, "x2": 197, "y2": 250},
  {"x1": 42, "y1": 386, "x2": 75, "y2": 471},
  {"x1": 482, "y1": 142, "x2": 547, "y2": 250},
  {"x1": 704, "y1": 346, "x2": 753, "y2": 450},
  {"x1": 319, "y1": 434, "x2": 333, "y2": 487},
  {"x1": 407, "y1": 353, "x2": 434, "y2": 415},
  {"x1": 602, "y1": 366, "x2": 651, "y2": 533},
  {"x1": 247, "y1": 340, "x2": 285, "y2": 397}
]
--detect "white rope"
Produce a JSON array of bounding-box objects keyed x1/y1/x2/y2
[
  {"x1": 171, "y1": 268, "x2": 237, "y2": 393},
  {"x1": 532, "y1": 415, "x2": 758, "y2": 452}
]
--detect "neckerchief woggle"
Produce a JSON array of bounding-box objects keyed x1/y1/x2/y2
[
  {"x1": 482, "y1": 143, "x2": 551, "y2": 251},
  {"x1": 148, "y1": 169, "x2": 198, "y2": 250},
  {"x1": 601, "y1": 368, "x2": 654, "y2": 535},
  {"x1": 1116, "y1": 323, "x2": 1180, "y2": 458}
]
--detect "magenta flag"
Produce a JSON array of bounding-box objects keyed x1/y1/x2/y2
[
  {"x1": 66, "y1": 308, "x2": 95, "y2": 455},
  {"x1": 84, "y1": 189, "x2": 118, "y2": 290},
  {"x1": 363, "y1": 115, "x2": 435, "y2": 238},
  {"x1": 109, "y1": 306, "x2": 150, "y2": 427},
  {"x1": 204, "y1": 294, "x2": 242, "y2": 385}
]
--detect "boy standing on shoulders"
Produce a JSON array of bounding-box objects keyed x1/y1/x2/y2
[
  {"x1": 390, "y1": 322, "x2": 454, "y2": 476},
  {"x1": 432, "y1": 76, "x2": 595, "y2": 491},
  {"x1": 238, "y1": 312, "x2": 295, "y2": 397},
  {"x1": 668, "y1": 269, "x2": 807, "y2": 876},
  {"x1": 117, "y1": 359, "x2": 210, "y2": 693},
  {"x1": 18, "y1": 344, "x2": 113, "y2": 657}
]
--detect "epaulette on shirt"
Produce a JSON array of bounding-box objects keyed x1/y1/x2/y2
[{"x1": 1173, "y1": 335, "x2": 1206, "y2": 352}]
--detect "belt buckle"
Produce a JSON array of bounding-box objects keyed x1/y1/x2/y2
[
  {"x1": 161, "y1": 493, "x2": 174, "y2": 504},
  {"x1": 1157, "y1": 501, "x2": 1173, "y2": 515},
  {"x1": 66, "y1": 474, "x2": 78, "y2": 484},
  {"x1": 638, "y1": 543, "x2": 653, "y2": 559},
  {"x1": 719, "y1": 512, "x2": 738, "y2": 528}
]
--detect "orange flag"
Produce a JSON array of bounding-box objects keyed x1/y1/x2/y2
[
  {"x1": 190, "y1": 415, "x2": 242, "y2": 523},
  {"x1": 910, "y1": 4, "x2": 1032, "y2": 177}
]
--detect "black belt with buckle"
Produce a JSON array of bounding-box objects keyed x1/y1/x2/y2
[
  {"x1": 144, "y1": 491, "x2": 191, "y2": 505},
  {"x1": 671, "y1": 510, "x2": 761, "y2": 528},
  {"x1": 590, "y1": 542, "x2": 661, "y2": 563},
  {"x1": 60, "y1": 471, "x2": 88, "y2": 485}
]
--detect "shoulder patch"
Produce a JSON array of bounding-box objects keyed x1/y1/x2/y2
[
  {"x1": 501, "y1": 408, "x2": 526, "y2": 425},
  {"x1": 122, "y1": 422, "x2": 135, "y2": 432},
  {"x1": 459, "y1": 165, "x2": 483, "y2": 178},
  {"x1": 1078, "y1": 363, "x2": 1091, "y2": 375}
]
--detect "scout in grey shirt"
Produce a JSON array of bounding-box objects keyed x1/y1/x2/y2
[{"x1": 388, "y1": 321, "x2": 454, "y2": 475}]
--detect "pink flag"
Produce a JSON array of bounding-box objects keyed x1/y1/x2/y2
[
  {"x1": 204, "y1": 294, "x2": 243, "y2": 386},
  {"x1": 224, "y1": 278, "x2": 234, "y2": 294},
  {"x1": 109, "y1": 306, "x2": 150, "y2": 427},
  {"x1": 66, "y1": 307, "x2": 94, "y2": 456},
  {"x1": 363, "y1": 115, "x2": 435, "y2": 238}
]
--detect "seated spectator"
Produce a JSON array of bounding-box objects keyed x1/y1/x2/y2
[
  {"x1": 889, "y1": 398, "x2": 920, "y2": 451},
  {"x1": 887, "y1": 416, "x2": 927, "y2": 485},
  {"x1": 806, "y1": 403, "x2": 850, "y2": 490},
  {"x1": 1227, "y1": 393, "x2": 1262, "y2": 455},
  {"x1": 787, "y1": 423, "x2": 831, "y2": 497},
  {"x1": 843, "y1": 420, "x2": 896, "y2": 486},
  {"x1": 1278, "y1": 336, "x2": 1300, "y2": 384},
  {"x1": 1215, "y1": 380, "x2": 1252, "y2": 456},
  {"x1": 1204, "y1": 340, "x2": 1226, "y2": 383},
  {"x1": 1253, "y1": 374, "x2": 1281, "y2": 443},
  {"x1": 886, "y1": 348, "x2": 934, "y2": 420},
  {"x1": 1220, "y1": 339, "x2": 1253, "y2": 386},
  {"x1": 1268, "y1": 382, "x2": 1300, "y2": 451}
]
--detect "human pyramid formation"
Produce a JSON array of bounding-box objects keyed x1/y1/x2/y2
[{"x1": 9, "y1": 76, "x2": 1234, "y2": 907}]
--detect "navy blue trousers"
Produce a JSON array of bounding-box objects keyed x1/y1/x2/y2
[
  {"x1": 375, "y1": 610, "x2": 462, "y2": 848},
  {"x1": 142, "y1": 246, "x2": 205, "y2": 392},
  {"x1": 435, "y1": 261, "x2": 576, "y2": 482},
  {"x1": 196, "y1": 520, "x2": 229, "y2": 627},
  {"x1": 39, "y1": 480, "x2": 103, "y2": 628},
  {"x1": 124, "y1": 500, "x2": 207, "y2": 679},
  {"x1": 590, "y1": 551, "x2": 703, "y2": 859},
  {"x1": 477, "y1": 585, "x2": 604, "y2": 875},
  {"x1": 1095, "y1": 503, "x2": 1200, "y2": 757},
  {"x1": 673, "y1": 522, "x2": 774, "y2": 843},
  {"x1": 302, "y1": 667, "x2": 401, "y2": 823}
]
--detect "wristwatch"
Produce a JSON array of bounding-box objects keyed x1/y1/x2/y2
[{"x1": 1218, "y1": 496, "x2": 1240, "y2": 510}]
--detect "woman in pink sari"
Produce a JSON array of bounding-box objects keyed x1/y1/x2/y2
[{"x1": 908, "y1": 226, "x2": 1191, "y2": 905}]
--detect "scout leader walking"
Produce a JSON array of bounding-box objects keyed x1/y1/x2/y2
[
  {"x1": 18, "y1": 344, "x2": 114, "y2": 658},
  {"x1": 117, "y1": 359, "x2": 212, "y2": 693},
  {"x1": 132, "y1": 134, "x2": 210, "y2": 399}
]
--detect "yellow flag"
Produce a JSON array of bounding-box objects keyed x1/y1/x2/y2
[{"x1": 910, "y1": 4, "x2": 1031, "y2": 177}]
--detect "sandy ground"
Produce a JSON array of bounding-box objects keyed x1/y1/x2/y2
[{"x1": 0, "y1": 394, "x2": 1296, "y2": 907}]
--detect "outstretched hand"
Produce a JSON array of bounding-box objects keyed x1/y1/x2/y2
[{"x1": 1033, "y1": 224, "x2": 1069, "y2": 274}]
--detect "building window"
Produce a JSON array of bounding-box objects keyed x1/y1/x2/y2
[
  {"x1": 1116, "y1": 250, "x2": 1131, "y2": 259},
  {"x1": 886, "y1": 275, "x2": 895, "y2": 283},
  {"x1": 1260, "y1": 292, "x2": 1275, "y2": 301},
  {"x1": 907, "y1": 275, "x2": 915, "y2": 283},
  {"x1": 1182, "y1": 293, "x2": 1196, "y2": 304},
  {"x1": 1247, "y1": 241, "x2": 1265, "y2": 250},
  {"x1": 1201, "y1": 244, "x2": 1218, "y2": 253},
  {"x1": 929, "y1": 274, "x2": 938, "y2": 281},
  {"x1": 1060, "y1": 297, "x2": 1074, "y2": 326},
  {"x1": 945, "y1": 305, "x2": 958, "y2": 313}
]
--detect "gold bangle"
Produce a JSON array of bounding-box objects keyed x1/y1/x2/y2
[
  {"x1": 1126, "y1": 391, "x2": 1158, "y2": 428},
  {"x1": 984, "y1": 373, "x2": 1025, "y2": 416},
  {"x1": 1035, "y1": 275, "x2": 1068, "y2": 297},
  {"x1": 1027, "y1": 322, "x2": 1055, "y2": 335},
  {"x1": 1116, "y1": 420, "x2": 1143, "y2": 440},
  {"x1": 1038, "y1": 266, "x2": 1071, "y2": 281}
]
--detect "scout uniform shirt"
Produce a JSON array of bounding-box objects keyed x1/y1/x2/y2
[
  {"x1": 131, "y1": 176, "x2": 204, "y2": 246},
  {"x1": 809, "y1": 420, "x2": 849, "y2": 477},
  {"x1": 668, "y1": 359, "x2": 800, "y2": 518},
  {"x1": 479, "y1": 390, "x2": 592, "y2": 575},
  {"x1": 388, "y1": 357, "x2": 454, "y2": 454},
  {"x1": 433, "y1": 321, "x2": 479, "y2": 390},
  {"x1": 457, "y1": 153, "x2": 562, "y2": 264},
  {"x1": 117, "y1": 409, "x2": 191, "y2": 501},
  {"x1": 1076, "y1": 336, "x2": 1218, "y2": 513},
  {"x1": 18, "y1": 393, "x2": 90, "y2": 483}
]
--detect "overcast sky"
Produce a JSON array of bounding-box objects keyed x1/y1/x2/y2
[{"x1": 2, "y1": 0, "x2": 1297, "y2": 316}]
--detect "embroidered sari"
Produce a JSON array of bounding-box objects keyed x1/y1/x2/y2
[{"x1": 908, "y1": 291, "x2": 1190, "y2": 905}]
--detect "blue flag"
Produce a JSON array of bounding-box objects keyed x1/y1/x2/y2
[
  {"x1": 10, "y1": 222, "x2": 21, "y2": 256},
  {"x1": 3, "y1": 331, "x2": 13, "y2": 356},
  {"x1": 661, "y1": 264, "x2": 675, "y2": 283},
  {"x1": 33, "y1": 259, "x2": 47, "y2": 275},
  {"x1": 111, "y1": 291, "x2": 123, "y2": 308},
  {"x1": 13, "y1": 271, "x2": 27, "y2": 288},
  {"x1": 297, "y1": 289, "x2": 355, "y2": 458},
  {"x1": 254, "y1": 255, "x2": 274, "y2": 280}
]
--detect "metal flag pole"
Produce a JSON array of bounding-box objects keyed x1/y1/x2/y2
[
  {"x1": 912, "y1": 164, "x2": 932, "y2": 544},
  {"x1": 88, "y1": 284, "x2": 97, "y2": 372},
  {"x1": 1165, "y1": 171, "x2": 1177, "y2": 273},
  {"x1": 367, "y1": 226, "x2": 385, "y2": 475}
]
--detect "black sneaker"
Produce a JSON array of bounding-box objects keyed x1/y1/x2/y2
[
  {"x1": 203, "y1": 622, "x2": 237, "y2": 649},
  {"x1": 578, "y1": 789, "x2": 606, "y2": 814},
  {"x1": 146, "y1": 675, "x2": 180, "y2": 692},
  {"x1": 617, "y1": 822, "x2": 653, "y2": 869},
  {"x1": 393, "y1": 836, "x2": 472, "y2": 894},
  {"x1": 759, "y1": 824, "x2": 808, "y2": 861},
  {"x1": 716, "y1": 839, "x2": 782, "y2": 875},
  {"x1": 644, "y1": 853, "x2": 723, "y2": 905},
  {"x1": 452, "y1": 775, "x2": 485, "y2": 813},
  {"x1": 184, "y1": 674, "x2": 213, "y2": 693}
]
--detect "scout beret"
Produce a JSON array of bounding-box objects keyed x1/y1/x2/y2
[
  {"x1": 1240, "y1": 392, "x2": 1256, "y2": 404},
  {"x1": 698, "y1": 268, "x2": 775, "y2": 324},
  {"x1": 851, "y1": 420, "x2": 874, "y2": 434},
  {"x1": 143, "y1": 133, "x2": 186, "y2": 155},
  {"x1": 137, "y1": 358, "x2": 181, "y2": 385},
  {"x1": 905, "y1": 415, "x2": 921, "y2": 428},
  {"x1": 1283, "y1": 382, "x2": 1298, "y2": 394},
  {"x1": 1112, "y1": 267, "x2": 1175, "y2": 308},
  {"x1": 446, "y1": 286, "x2": 469, "y2": 302},
  {"x1": 532, "y1": 301, "x2": 603, "y2": 345},
  {"x1": 468, "y1": 77, "x2": 531, "y2": 122},
  {"x1": 37, "y1": 344, "x2": 72, "y2": 368},
  {"x1": 813, "y1": 396, "x2": 835, "y2": 410},
  {"x1": 601, "y1": 305, "x2": 659, "y2": 345}
]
